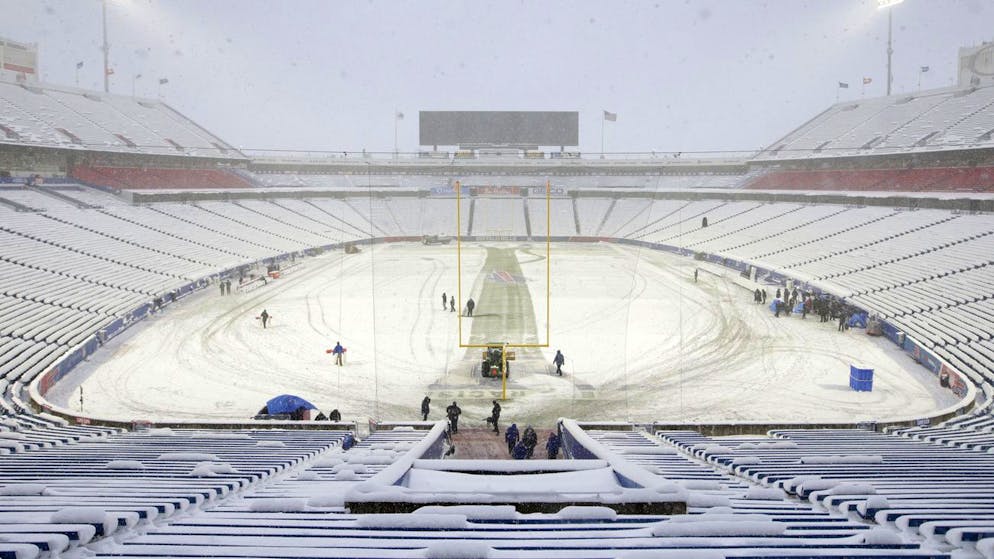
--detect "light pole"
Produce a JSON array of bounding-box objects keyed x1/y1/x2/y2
[
  {"x1": 102, "y1": 0, "x2": 110, "y2": 93},
  {"x1": 877, "y1": 0, "x2": 905, "y2": 96}
]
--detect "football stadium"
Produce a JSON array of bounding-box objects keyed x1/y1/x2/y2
[{"x1": 2, "y1": 2, "x2": 994, "y2": 557}]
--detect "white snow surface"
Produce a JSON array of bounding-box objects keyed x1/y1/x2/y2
[{"x1": 48, "y1": 243, "x2": 958, "y2": 424}]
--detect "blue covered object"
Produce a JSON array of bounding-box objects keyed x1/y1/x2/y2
[
  {"x1": 265, "y1": 394, "x2": 317, "y2": 415},
  {"x1": 848, "y1": 312, "x2": 868, "y2": 329},
  {"x1": 768, "y1": 300, "x2": 779, "y2": 312},
  {"x1": 850, "y1": 365, "x2": 874, "y2": 392},
  {"x1": 793, "y1": 302, "x2": 805, "y2": 313}
]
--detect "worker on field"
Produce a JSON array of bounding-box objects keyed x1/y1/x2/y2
[
  {"x1": 442, "y1": 292, "x2": 447, "y2": 310},
  {"x1": 450, "y1": 295, "x2": 455, "y2": 313},
  {"x1": 421, "y1": 395, "x2": 431, "y2": 421},
  {"x1": 260, "y1": 309, "x2": 270, "y2": 328},
  {"x1": 466, "y1": 298, "x2": 475, "y2": 317},
  {"x1": 487, "y1": 400, "x2": 501, "y2": 434},
  {"x1": 553, "y1": 350, "x2": 565, "y2": 376},
  {"x1": 446, "y1": 401, "x2": 462, "y2": 434},
  {"x1": 332, "y1": 341, "x2": 345, "y2": 365},
  {"x1": 505, "y1": 423, "x2": 520, "y2": 454}
]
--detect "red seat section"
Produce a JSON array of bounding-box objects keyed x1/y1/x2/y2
[
  {"x1": 71, "y1": 165, "x2": 253, "y2": 190},
  {"x1": 746, "y1": 166, "x2": 994, "y2": 192}
]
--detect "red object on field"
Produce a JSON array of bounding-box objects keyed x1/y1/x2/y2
[{"x1": 325, "y1": 349, "x2": 333, "y2": 354}]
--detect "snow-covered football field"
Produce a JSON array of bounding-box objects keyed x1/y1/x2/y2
[{"x1": 48, "y1": 242, "x2": 957, "y2": 426}]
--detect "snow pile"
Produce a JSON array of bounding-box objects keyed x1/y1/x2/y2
[
  {"x1": 295, "y1": 471, "x2": 321, "y2": 481},
  {"x1": 424, "y1": 541, "x2": 491, "y2": 559},
  {"x1": 782, "y1": 475, "x2": 822, "y2": 493},
  {"x1": 978, "y1": 538, "x2": 994, "y2": 559},
  {"x1": 106, "y1": 460, "x2": 145, "y2": 470},
  {"x1": 248, "y1": 498, "x2": 307, "y2": 512},
  {"x1": 0, "y1": 542, "x2": 41, "y2": 559},
  {"x1": 730, "y1": 456, "x2": 762, "y2": 466},
  {"x1": 857, "y1": 496, "x2": 890, "y2": 516},
  {"x1": 800, "y1": 454, "x2": 883, "y2": 464},
  {"x1": 743, "y1": 487, "x2": 786, "y2": 500},
  {"x1": 50, "y1": 507, "x2": 116, "y2": 537},
  {"x1": 414, "y1": 505, "x2": 517, "y2": 520},
  {"x1": 356, "y1": 514, "x2": 468, "y2": 529},
  {"x1": 256, "y1": 440, "x2": 285, "y2": 447},
  {"x1": 335, "y1": 463, "x2": 367, "y2": 474},
  {"x1": 0, "y1": 440, "x2": 25, "y2": 452},
  {"x1": 0, "y1": 432, "x2": 28, "y2": 440},
  {"x1": 312, "y1": 457, "x2": 344, "y2": 468},
  {"x1": 685, "y1": 493, "x2": 731, "y2": 507},
  {"x1": 190, "y1": 462, "x2": 240, "y2": 477},
  {"x1": 825, "y1": 482, "x2": 876, "y2": 496},
  {"x1": 737, "y1": 441, "x2": 799, "y2": 450},
  {"x1": 861, "y1": 527, "x2": 904, "y2": 545},
  {"x1": 308, "y1": 493, "x2": 346, "y2": 508},
  {"x1": 702, "y1": 444, "x2": 734, "y2": 454},
  {"x1": 557, "y1": 506, "x2": 617, "y2": 520},
  {"x1": 335, "y1": 469, "x2": 358, "y2": 481},
  {"x1": 392, "y1": 426, "x2": 415, "y2": 431},
  {"x1": 157, "y1": 452, "x2": 219, "y2": 461},
  {"x1": 651, "y1": 513, "x2": 786, "y2": 537},
  {"x1": 0, "y1": 483, "x2": 46, "y2": 495},
  {"x1": 347, "y1": 454, "x2": 395, "y2": 465}
]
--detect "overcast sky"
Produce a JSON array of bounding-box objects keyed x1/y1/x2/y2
[{"x1": 0, "y1": 0, "x2": 990, "y2": 155}]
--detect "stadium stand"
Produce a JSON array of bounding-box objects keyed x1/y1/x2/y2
[
  {"x1": 71, "y1": 165, "x2": 254, "y2": 190},
  {"x1": 0, "y1": 79, "x2": 241, "y2": 158},
  {"x1": 745, "y1": 166, "x2": 994, "y2": 192},
  {"x1": 756, "y1": 85, "x2": 994, "y2": 161}
]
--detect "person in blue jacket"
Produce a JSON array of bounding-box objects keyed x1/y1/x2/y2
[
  {"x1": 546, "y1": 432, "x2": 561, "y2": 459},
  {"x1": 505, "y1": 423, "x2": 520, "y2": 454},
  {"x1": 512, "y1": 440, "x2": 528, "y2": 460},
  {"x1": 332, "y1": 341, "x2": 345, "y2": 365}
]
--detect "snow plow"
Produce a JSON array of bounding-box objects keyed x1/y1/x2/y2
[{"x1": 480, "y1": 343, "x2": 514, "y2": 379}]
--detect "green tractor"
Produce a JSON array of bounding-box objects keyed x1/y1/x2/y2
[{"x1": 480, "y1": 343, "x2": 514, "y2": 379}]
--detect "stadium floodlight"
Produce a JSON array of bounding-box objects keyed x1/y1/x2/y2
[{"x1": 877, "y1": 0, "x2": 905, "y2": 95}]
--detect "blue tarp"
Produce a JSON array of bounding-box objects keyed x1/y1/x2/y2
[
  {"x1": 848, "y1": 312, "x2": 868, "y2": 329},
  {"x1": 265, "y1": 394, "x2": 317, "y2": 414}
]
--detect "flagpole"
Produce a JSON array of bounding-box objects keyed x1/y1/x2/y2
[
  {"x1": 600, "y1": 116, "x2": 605, "y2": 159},
  {"x1": 394, "y1": 110, "x2": 399, "y2": 159}
]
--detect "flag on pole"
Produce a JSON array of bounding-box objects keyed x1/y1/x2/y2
[
  {"x1": 76, "y1": 61, "x2": 84, "y2": 69},
  {"x1": 920, "y1": 65, "x2": 930, "y2": 73},
  {"x1": 603, "y1": 110, "x2": 617, "y2": 122},
  {"x1": 838, "y1": 82, "x2": 849, "y2": 89},
  {"x1": 159, "y1": 78, "x2": 169, "y2": 85},
  {"x1": 105, "y1": 67, "x2": 115, "y2": 76},
  {"x1": 396, "y1": 111, "x2": 404, "y2": 120},
  {"x1": 135, "y1": 73, "x2": 142, "y2": 79},
  {"x1": 863, "y1": 77, "x2": 873, "y2": 85}
]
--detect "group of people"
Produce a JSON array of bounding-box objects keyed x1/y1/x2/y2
[
  {"x1": 505, "y1": 424, "x2": 560, "y2": 459},
  {"x1": 757, "y1": 285, "x2": 862, "y2": 331},
  {"x1": 441, "y1": 292, "x2": 475, "y2": 316},
  {"x1": 422, "y1": 397, "x2": 561, "y2": 460},
  {"x1": 313, "y1": 409, "x2": 342, "y2": 421},
  {"x1": 218, "y1": 279, "x2": 233, "y2": 295}
]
